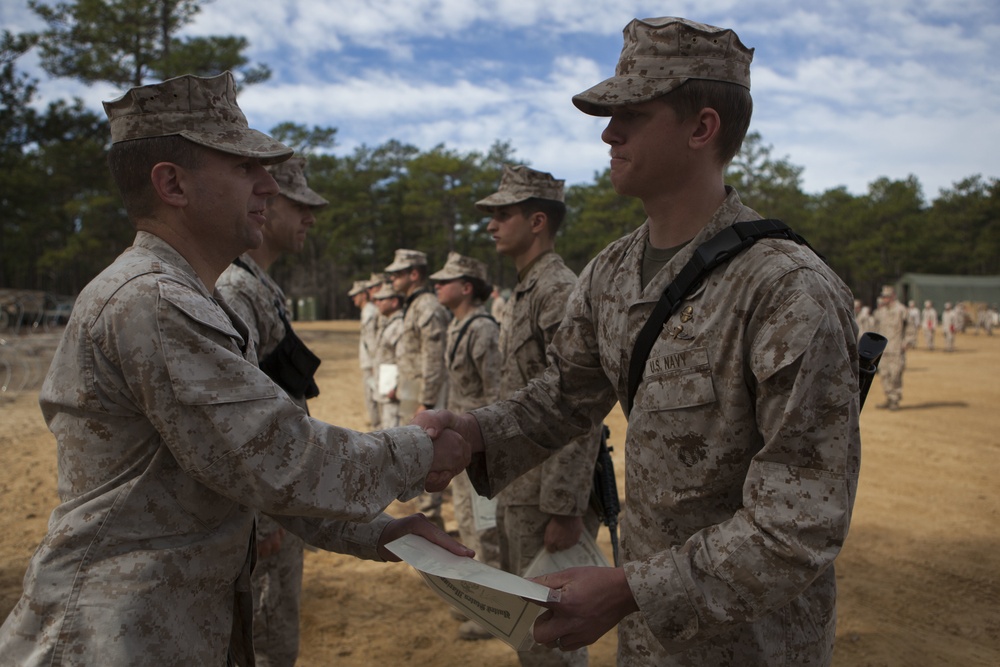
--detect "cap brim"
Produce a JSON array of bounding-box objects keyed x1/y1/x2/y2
[
  {"x1": 179, "y1": 127, "x2": 293, "y2": 165},
  {"x1": 429, "y1": 269, "x2": 463, "y2": 281},
  {"x1": 571, "y1": 76, "x2": 687, "y2": 117},
  {"x1": 475, "y1": 192, "x2": 529, "y2": 212},
  {"x1": 284, "y1": 188, "x2": 329, "y2": 207},
  {"x1": 385, "y1": 260, "x2": 414, "y2": 272}
]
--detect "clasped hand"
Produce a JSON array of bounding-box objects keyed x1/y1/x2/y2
[{"x1": 411, "y1": 409, "x2": 484, "y2": 492}]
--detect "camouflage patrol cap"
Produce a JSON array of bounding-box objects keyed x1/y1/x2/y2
[
  {"x1": 348, "y1": 280, "x2": 368, "y2": 297},
  {"x1": 366, "y1": 272, "x2": 386, "y2": 290},
  {"x1": 373, "y1": 283, "x2": 403, "y2": 300},
  {"x1": 572, "y1": 17, "x2": 754, "y2": 116},
  {"x1": 385, "y1": 249, "x2": 428, "y2": 273},
  {"x1": 430, "y1": 252, "x2": 489, "y2": 283},
  {"x1": 103, "y1": 71, "x2": 293, "y2": 164},
  {"x1": 475, "y1": 165, "x2": 565, "y2": 212},
  {"x1": 267, "y1": 157, "x2": 329, "y2": 207}
]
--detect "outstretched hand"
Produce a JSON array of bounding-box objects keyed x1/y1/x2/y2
[
  {"x1": 376, "y1": 513, "x2": 475, "y2": 562},
  {"x1": 530, "y1": 566, "x2": 639, "y2": 651}
]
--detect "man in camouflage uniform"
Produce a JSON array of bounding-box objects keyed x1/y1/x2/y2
[
  {"x1": 420, "y1": 17, "x2": 861, "y2": 666},
  {"x1": 431, "y1": 252, "x2": 503, "y2": 641},
  {"x1": 942, "y1": 302, "x2": 959, "y2": 352},
  {"x1": 0, "y1": 71, "x2": 471, "y2": 667},
  {"x1": 353, "y1": 273, "x2": 384, "y2": 428},
  {"x1": 921, "y1": 300, "x2": 938, "y2": 350},
  {"x1": 373, "y1": 282, "x2": 406, "y2": 428},
  {"x1": 874, "y1": 285, "x2": 909, "y2": 410},
  {"x1": 478, "y1": 164, "x2": 601, "y2": 667},
  {"x1": 216, "y1": 155, "x2": 328, "y2": 667},
  {"x1": 386, "y1": 248, "x2": 451, "y2": 529}
]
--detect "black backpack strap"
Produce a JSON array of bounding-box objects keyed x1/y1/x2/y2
[
  {"x1": 625, "y1": 219, "x2": 815, "y2": 416},
  {"x1": 448, "y1": 313, "x2": 497, "y2": 365}
]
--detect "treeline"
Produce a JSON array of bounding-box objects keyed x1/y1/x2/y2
[{"x1": 2, "y1": 3, "x2": 998, "y2": 318}]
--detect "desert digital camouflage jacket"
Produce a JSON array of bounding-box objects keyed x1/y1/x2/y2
[
  {"x1": 470, "y1": 189, "x2": 861, "y2": 665},
  {"x1": 444, "y1": 305, "x2": 500, "y2": 414},
  {"x1": 397, "y1": 288, "x2": 450, "y2": 407},
  {"x1": 874, "y1": 300, "x2": 909, "y2": 357},
  {"x1": 495, "y1": 251, "x2": 600, "y2": 516},
  {"x1": 217, "y1": 254, "x2": 306, "y2": 542},
  {"x1": 360, "y1": 301, "x2": 379, "y2": 371},
  {"x1": 217, "y1": 254, "x2": 288, "y2": 363},
  {"x1": 0, "y1": 232, "x2": 434, "y2": 667}
]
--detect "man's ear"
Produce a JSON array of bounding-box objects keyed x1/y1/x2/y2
[
  {"x1": 150, "y1": 162, "x2": 188, "y2": 208},
  {"x1": 528, "y1": 211, "x2": 549, "y2": 236},
  {"x1": 689, "y1": 107, "x2": 722, "y2": 152}
]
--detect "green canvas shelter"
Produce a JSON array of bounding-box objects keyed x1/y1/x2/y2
[{"x1": 895, "y1": 273, "x2": 1000, "y2": 311}]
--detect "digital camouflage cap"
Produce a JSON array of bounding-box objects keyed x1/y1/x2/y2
[
  {"x1": 385, "y1": 249, "x2": 428, "y2": 273},
  {"x1": 430, "y1": 252, "x2": 489, "y2": 283},
  {"x1": 572, "y1": 17, "x2": 754, "y2": 116},
  {"x1": 347, "y1": 280, "x2": 368, "y2": 297},
  {"x1": 267, "y1": 157, "x2": 329, "y2": 207},
  {"x1": 373, "y1": 283, "x2": 403, "y2": 300},
  {"x1": 475, "y1": 165, "x2": 564, "y2": 212},
  {"x1": 103, "y1": 71, "x2": 293, "y2": 164}
]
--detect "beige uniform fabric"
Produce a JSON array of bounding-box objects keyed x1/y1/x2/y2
[
  {"x1": 445, "y1": 306, "x2": 501, "y2": 566},
  {"x1": 942, "y1": 306, "x2": 959, "y2": 351},
  {"x1": 921, "y1": 306, "x2": 938, "y2": 349},
  {"x1": 496, "y1": 252, "x2": 599, "y2": 667},
  {"x1": 873, "y1": 300, "x2": 908, "y2": 407},
  {"x1": 397, "y1": 288, "x2": 450, "y2": 521},
  {"x1": 397, "y1": 288, "x2": 450, "y2": 414},
  {"x1": 217, "y1": 255, "x2": 307, "y2": 667},
  {"x1": 496, "y1": 252, "x2": 600, "y2": 515},
  {"x1": 360, "y1": 300, "x2": 381, "y2": 427},
  {"x1": 374, "y1": 310, "x2": 405, "y2": 428},
  {"x1": 0, "y1": 232, "x2": 434, "y2": 667},
  {"x1": 469, "y1": 190, "x2": 861, "y2": 666}
]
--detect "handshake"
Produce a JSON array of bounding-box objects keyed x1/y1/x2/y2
[{"x1": 412, "y1": 410, "x2": 484, "y2": 492}]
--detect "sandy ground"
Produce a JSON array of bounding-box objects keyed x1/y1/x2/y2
[{"x1": 1, "y1": 320, "x2": 998, "y2": 666}]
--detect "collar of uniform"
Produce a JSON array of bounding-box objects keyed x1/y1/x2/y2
[
  {"x1": 404, "y1": 285, "x2": 433, "y2": 311},
  {"x1": 515, "y1": 250, "x2": 557, "y2": 291},
  {"x1": 132, "y1": 230, "x2": 213, "y2": 300},
  {"x1": 634, "y1": 186, "x2": 749, "y2": 304}
]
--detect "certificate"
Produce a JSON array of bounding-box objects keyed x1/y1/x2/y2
[
  {"x1": 377, "y1": 363, "x2": 397, "y2": 397},
  {"x1": 386, "y1": 534, "x2": 559, "y2": 651}
]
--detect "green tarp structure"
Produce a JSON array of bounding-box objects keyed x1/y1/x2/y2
[{"x1": 895, "y1": 273, "x2": 1000, "y2": 311}]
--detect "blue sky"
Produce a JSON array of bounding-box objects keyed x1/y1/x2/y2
[{"x1": 5, "y1": 0, "x2": 999, "y2": 199}]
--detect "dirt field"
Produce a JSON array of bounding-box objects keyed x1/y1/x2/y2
[{"x1": 1, "y1": 321, "x2": 998, "y2": 666}]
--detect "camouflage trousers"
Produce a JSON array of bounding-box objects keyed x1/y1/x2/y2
[
  {"x1": 878, "y1": 353, "x2": 905, "y2": 408},
  {"x1": 379, "y1": 400, "x2": 401, "y2": 429},
  {"x1": 451, "y1": 470, "x2": 501, "y2": 568},
  {"x1": 497, "y1": 504, "x2": 598, "y2": 667},
  {"x1": 923, "y1": 328, "x2": 935, "y2": 350},
  {"x1": 252, "y1": 518, "x2": 305, "y2": 667}
]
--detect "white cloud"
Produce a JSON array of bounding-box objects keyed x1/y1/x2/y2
[{"x1": 6, "y1": 0, "x2": 998, "y2": 198}]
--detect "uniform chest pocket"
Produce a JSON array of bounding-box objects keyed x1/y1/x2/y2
[{"x1": 634, "y1": 346, "x2": 716, "y2": 412}]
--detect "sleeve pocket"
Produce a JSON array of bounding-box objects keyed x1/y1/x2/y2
[{"x1": 751, "y1": 291, "x2": 825, "y2": 384}]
